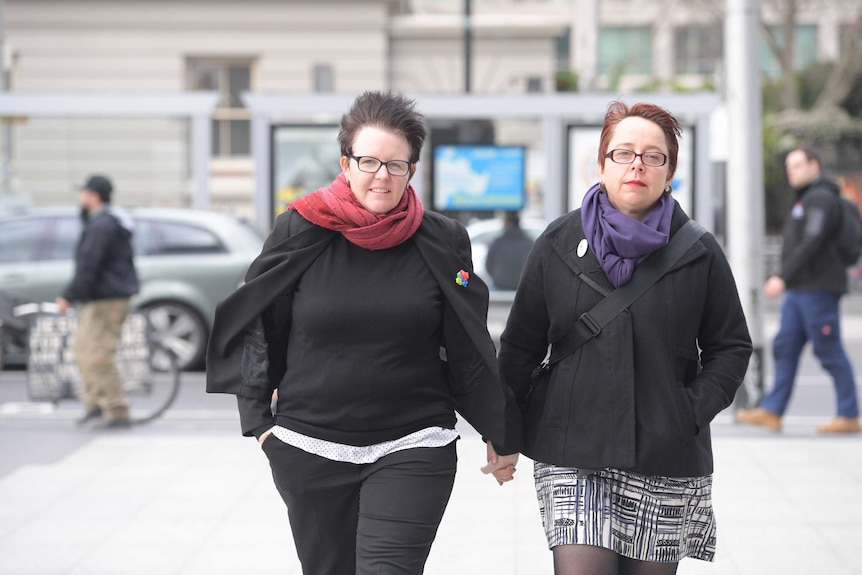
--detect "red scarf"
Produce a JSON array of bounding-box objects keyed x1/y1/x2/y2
[{"x1": 289, "y1": 172, "x2": 424, "y2": 250}]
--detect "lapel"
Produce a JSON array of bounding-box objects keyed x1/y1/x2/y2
[
  {"x1": 411, "y1": 215, "x2": 499, "y2": 369},
  {"x1": 545, "y1": 204, "x2": 708, "y2": 294}
]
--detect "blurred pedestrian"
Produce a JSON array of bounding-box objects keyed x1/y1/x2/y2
[
  {"x1": 56, "y1": 175, "x2": 139, "y2": 429},
  {"x1": 737, "y1": 147, "x2": 861, "y2": 434},
  {"x1": 494, "y1": 101, "x2": 752, "y2": 574},
  {"x1": 206, "y1": 91, "x2": 521, "y2": 574},
  {"x1": 486, "y1": 211, "x2": 534, "y2": 290}
]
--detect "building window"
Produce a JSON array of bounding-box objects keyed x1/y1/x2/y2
[
  {"x1": 187, "y1": 58, "x2": 254, "y2": 157},
  {"x1": 599, "y1": 27, "x2": 653, "y2": 76},
  {"x1": 674, "y1": 25, "x2": 722, "y2": 75},
  {"x1": 313, "y1": 64, "x2": 335, "y2": 93},
  {"x1": 760, "y1": 25, "x2": 818, "y2": 78},
  {"x1": 526, "y1": 77, "x2": 543, "y2": 92}
]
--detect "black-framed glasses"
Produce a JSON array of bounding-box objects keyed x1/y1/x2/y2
[
  {"x1": 605, "y1": 149, "x2": 668, "y2": 167},
  {"x1": 350, "y1": 155, "x2": 412, "y2": 177}
]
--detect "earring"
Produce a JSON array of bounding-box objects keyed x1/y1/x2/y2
[{"x1": 664, "y1": 185, "x2": 672, "y2": 194}]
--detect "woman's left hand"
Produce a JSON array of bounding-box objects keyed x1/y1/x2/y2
[{"x1": 480, "y1": 441, "x2": 520, "y2": 486}]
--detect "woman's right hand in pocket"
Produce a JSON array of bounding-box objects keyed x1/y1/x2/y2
[{"x1": 258, "y1": 427, "x2": 274, "y2": 446}]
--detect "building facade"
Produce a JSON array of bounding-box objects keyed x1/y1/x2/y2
[{"x1": 1, "y1": 0, "x2": 857, "y2": 218}]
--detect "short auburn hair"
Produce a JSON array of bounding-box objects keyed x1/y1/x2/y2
[{"x1": 598, "y1": 101, "x2": 682, "y2": 179}]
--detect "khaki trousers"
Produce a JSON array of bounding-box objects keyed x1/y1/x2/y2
[{"x1": 73, "y1": 298, "x2": 131, "y2": 420}]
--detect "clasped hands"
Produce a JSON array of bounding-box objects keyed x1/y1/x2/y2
[{"x1": 480, "y1": 441, "x2": 519, "y2": 486}]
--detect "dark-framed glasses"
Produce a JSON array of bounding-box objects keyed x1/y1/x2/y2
[
  {"x1": 350, "y1": 155, "x2": 412, "y2": 177},
  {"x1": 605, "y1": 149, "x2": 668, "y2": 167}
]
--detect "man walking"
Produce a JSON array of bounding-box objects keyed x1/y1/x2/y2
[
  {"x1": 56, "y1": 175, "x2": 139, "y2": 429},
  {"x1": 738, "y1": 147, "x2": 860, "y2": 434}
]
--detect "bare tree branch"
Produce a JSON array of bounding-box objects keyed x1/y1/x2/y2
[{"x1": 814, "y1": 6, "x2": 862, "y2": 110}]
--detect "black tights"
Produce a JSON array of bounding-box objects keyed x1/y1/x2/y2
[{"x1": 553, "y1": 544, "x2": 679, "y2": 575}]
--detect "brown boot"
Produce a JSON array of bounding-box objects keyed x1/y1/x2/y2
[
  {"x1": 816, "y1": 417, "x2": 862, "y2": 434},
  {"x1": 736, "y1": 407, "x2": 782, "y2": 431}
]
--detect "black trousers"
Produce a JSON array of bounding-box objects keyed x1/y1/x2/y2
[{"x1": 262, "y1": 438, "x2": 458, "y2": 575}]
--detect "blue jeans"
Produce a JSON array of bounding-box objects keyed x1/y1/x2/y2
[{"x1": 762, "y1": 290, "x2": 859, "y2": 418}]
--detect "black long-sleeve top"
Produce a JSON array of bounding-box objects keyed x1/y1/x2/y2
[
  {"x1": 209, "y1": 209, "x2": 523, "y2": 455},
  {"x1": 239, "y1": 235, "x2": 456, "y2": 445}
]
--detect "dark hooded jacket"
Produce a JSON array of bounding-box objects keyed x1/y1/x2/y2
[
  {"x1": 206, "y1": 209, "x2": 523, "y2": 455},
  {"x1": 62, "y1": 207, "x2": 139, "y2": 303},
  {"x1": 779, "y1": 175, "x2": 847, "y2": 293},
  {"x1": 498, "y1": 203, "x2": 752, "y2": 477}
]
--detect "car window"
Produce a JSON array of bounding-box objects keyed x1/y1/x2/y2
[
  {"x1": 0, "y1": 219, "x2": 44, "y2": 263},
  {"x1": 44, "y1": 217, "x2": 82, "y2": 261},
  {"x1": 142, "y1": 220, "x2": 227, "y2": 255},
  {"x1": 131, "y1": 220, "x2": 157, "y2": 257}
]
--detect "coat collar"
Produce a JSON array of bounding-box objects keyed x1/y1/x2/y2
[{"x1": 542, "y1": 202, "x2": 707, "y2": 292}]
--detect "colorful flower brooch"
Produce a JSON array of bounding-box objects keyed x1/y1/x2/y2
[{"x1": 455, "y1": 270, "x2": 469, "y2": 287}]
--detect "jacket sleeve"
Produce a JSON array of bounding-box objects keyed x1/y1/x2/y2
[
  {"x1": 498, "y1": 237, "x2": 553, "y2": 410},
  {"x1": 233, "y1": 211, "x2": 307, "y2": 438},
  {"x1": 781, "y1": 188, "x2": 841, "y2": 284},
  {"x1": 439, "y1": 221, "x2": 523, "y2": 454},
  {"x1": 687, "y1": 235, "x2": 753, "y2": 430},
  {"x1": 235, "y1": 317, "x2": 277, "y2": 438}
]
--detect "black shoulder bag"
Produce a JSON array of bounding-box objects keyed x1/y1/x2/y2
[{"x1": 529, "y1": 219, "x2": 707, "y2": 387}]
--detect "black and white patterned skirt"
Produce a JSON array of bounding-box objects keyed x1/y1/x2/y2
[{"x1": 534, "y1": 462, "x2": 717, "y2": 563}]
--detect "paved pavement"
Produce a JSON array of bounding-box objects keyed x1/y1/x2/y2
[{"x1": 1, "y1": 301, "x2": 862, "y2": 574}]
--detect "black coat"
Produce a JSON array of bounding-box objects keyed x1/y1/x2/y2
[
  {"x1": 206, "y1": 209, "x2": 523, "y2": 454},
  {"x1": 62, "y1": 207, "x2": 139, "y2": 303},
  {"x1": 780, "y1": 176, "x2": 847, "y2": 293},
  {"x1": 498, "y1": 204, "x2": 752, "y2": 476}
]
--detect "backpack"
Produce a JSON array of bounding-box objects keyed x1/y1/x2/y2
[{"x1": 834, "y1": 196, "x2": 862, "y2": 267}]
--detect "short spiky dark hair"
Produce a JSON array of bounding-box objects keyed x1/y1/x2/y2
[{"x1": 337, "y1": 91, "x2": 427, "y2": 164}]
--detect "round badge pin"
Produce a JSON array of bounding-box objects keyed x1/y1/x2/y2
[{"x1": 577, "y1": 238, "x2": 588, "y2": 258}]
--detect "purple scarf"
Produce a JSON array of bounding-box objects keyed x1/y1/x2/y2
[{"x1": 581, "y1": 183, "x2": 674, "y2": 287}]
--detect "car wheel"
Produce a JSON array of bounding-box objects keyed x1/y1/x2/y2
[{"x1": 141, "y1": 302, "x2": 207, "y2": 372}]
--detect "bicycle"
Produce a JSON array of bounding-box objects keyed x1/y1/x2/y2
[{"x1": 0, "y1": 290, "x2": 182, "y2": 425}]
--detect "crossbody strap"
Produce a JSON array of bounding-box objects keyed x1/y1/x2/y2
[{"x1": 546, "y1": 219, "x2": 707, "y2": 366}]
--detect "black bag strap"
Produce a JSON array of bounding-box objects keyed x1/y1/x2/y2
[{"x1": 546, "y1": 219, "x2": 707, "y2": 366}]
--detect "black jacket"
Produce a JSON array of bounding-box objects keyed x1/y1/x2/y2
[
  {"x1": 486, "y1": 227, "x2": 535, "y2": 290},
  {"x1": 498, "y1": 204, "x2": 752, "y2": 476},
  {"x1": 62, "y1": 207, "x2": 139, "y2": 303},
  {"x1": 779, "y1": 176, "x2": 847, "y2": 293},
  {"x1": 206, "y1": 209, "x2": 523, "y2": 454}
]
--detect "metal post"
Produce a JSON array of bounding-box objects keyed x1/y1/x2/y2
[
  {"x1": 574, "y1": 0, "x2": 598, "y2": 92},
  {"x1": 464, "y1": 0, "x2": 472, "y2": 93},
  {"x1": 0, "y1": 0, "x2": 11, "y2": 200},
  {"x1": 725, "y1": 0, "x2": 765, "y2": 407},
  {"x1": 191, "y1": 113, "x2": 211, "y2": 210}
]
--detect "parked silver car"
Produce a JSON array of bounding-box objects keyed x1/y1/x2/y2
[{"x1": 0, "y1": 206, "x2": 264, "y2": 370}]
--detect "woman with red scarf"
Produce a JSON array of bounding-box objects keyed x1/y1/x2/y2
[{"x1": 206, "y1": 91, "x2": 521, "y2": 574}]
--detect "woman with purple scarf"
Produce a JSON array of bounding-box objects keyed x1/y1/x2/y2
[{"x1": 495, "y1": 101, "x2": 752, "y2": 575}]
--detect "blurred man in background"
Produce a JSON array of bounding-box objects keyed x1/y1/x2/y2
[
  {"x1": 737, "y1": 147, "x2": 860, "y2": 434},
  {"x1": 56, "y1": 175, "x2": 139, "y2": 429},
  {"x1": 486, "y1": 211, "x2": 534, "y2": 290}
]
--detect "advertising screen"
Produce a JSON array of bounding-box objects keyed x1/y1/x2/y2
[{"x1": 433, "y1": 145, "x2": 526, "y2": 211}]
